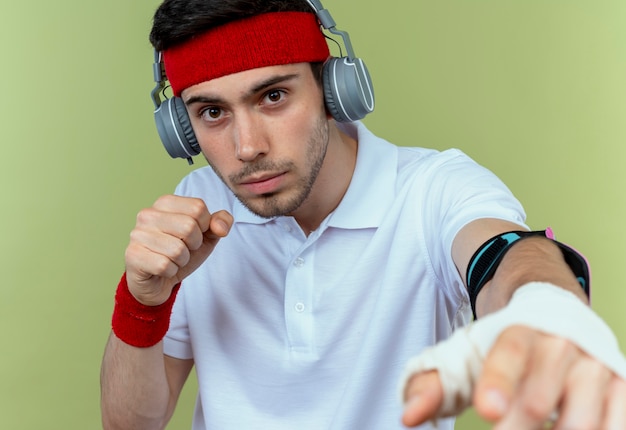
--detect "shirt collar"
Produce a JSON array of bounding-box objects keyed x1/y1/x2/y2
[{"x1": 326, "y1": 122, "x2": 397, "y2": 229}]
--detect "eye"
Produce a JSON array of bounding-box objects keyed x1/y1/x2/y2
[
  {"x1": 264, "y1": 90, "x2": 285, "y2": 104},
  {"x1": 199, "y1": 106, "x2": 223, "y2": 122}
]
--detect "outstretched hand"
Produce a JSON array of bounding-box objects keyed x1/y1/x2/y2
[{"x1": 402, "y1": 325, "x2": 626, "y2": 429}]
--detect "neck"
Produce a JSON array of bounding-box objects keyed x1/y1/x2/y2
[{"x1": 291, "y1": 123, "x2": 357, "y2": 236}]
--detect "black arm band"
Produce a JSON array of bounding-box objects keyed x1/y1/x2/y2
[{"x1": 465, "y1": 229, "x2": 590, "y2": 319}]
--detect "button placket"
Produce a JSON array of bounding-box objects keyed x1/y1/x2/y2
[
  {"x1": 284, "y1": 249, "x2": 315, "y2": 354},
  {"x1": 293, "y1": 257, "x2": 305, "y2": 267}
]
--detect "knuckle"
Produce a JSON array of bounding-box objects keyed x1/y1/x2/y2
[
  {"x1": 496, "y1": 333, "x2": 529, "y2": 357},
  {"x1": 187, "y1": 197, "x2": 208, "y2": 218},
  {"x1": 178, "y1": 216, "x2": 199, "y2": 238},
  {"x1": 502, "y1": 324, "x2": 532, "y2": 338},
  {"x1": 574, "y1": 358, "x2": 609, "y2": 383},
  {"x1": 177, "y1": 219, "x2": 203, "y2": 250},
  {"x1": 128, "y1": 227, "x2": 145, "y2": 244},
  {"x1": 169, "y1": 240, "x2": 191, "y2": 266},
  {"x1": 153, "y1": 255, "x2": 177, "y2": 278},
  {"x1": 519, "y1": 395, "x2": 553, "y2": 421},
  {"x1": 154, "y1": 194, "x2": 175, "y2": 206},
  {"x1": 549, "y1": 336, "x2": 576, "y2": 357},
  {"x1": 135, "y1": 207, "x2": 158, "y2": 226}
]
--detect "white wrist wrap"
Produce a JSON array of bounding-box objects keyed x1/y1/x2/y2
[{"x1": 399, "y1": 282, "x2": 626, "y2": 417}]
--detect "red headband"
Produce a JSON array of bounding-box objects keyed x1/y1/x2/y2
[{"x1": 162, "y1": 12, "x2": 330, "y2": 96}]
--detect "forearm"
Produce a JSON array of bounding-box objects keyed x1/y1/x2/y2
[
  {"x1": 100, "y1": 333, "x2": 174, "y2": 430},
  {"x1": 475, "y1": 236, "x2": 588, "y2": 317},
  {"x1": 99, "y1": 194, "x2": 230, "y2": 428}
]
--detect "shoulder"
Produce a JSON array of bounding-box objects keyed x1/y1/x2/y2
[
  {"x1": 396, "y1": 147, "x2": 489, "y2": 186},
  {"x1": 398, "y1": 147, "x2": 476, "y2": 168}
]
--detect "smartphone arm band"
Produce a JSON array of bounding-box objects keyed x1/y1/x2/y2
[{"x1": 466, "y1": 229, "x2": 591, "y2": 319}]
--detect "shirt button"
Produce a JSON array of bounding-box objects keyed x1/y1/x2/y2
[
  {"x1": 294, "y1": 302, "x2": 305, "y2": 313},
  {"x1": 293, "y1": 257, "x2": 305, "y2": 267}
]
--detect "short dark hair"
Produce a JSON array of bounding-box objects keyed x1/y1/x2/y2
[{"x1": 150, "y1": 0, "x2": 315, "y2": 51}]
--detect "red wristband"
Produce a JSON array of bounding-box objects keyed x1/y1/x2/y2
[{"x1": 111, "y1": 273, "x2": 181, "y2": 348}]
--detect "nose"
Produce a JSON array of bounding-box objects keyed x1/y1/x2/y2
[{"x1": 233, "y1": 112, "x2": 268, "y2": 162}]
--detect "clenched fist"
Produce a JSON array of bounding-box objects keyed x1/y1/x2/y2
[{"x1": 124, "y1": 194, "x2": 233, "y2": 306}]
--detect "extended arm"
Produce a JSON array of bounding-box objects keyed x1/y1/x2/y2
[{"x1": 401, "y1": 218, "x2": 626, "y2": 428}]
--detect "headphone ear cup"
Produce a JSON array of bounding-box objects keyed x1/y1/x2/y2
[
  {"x1": 322, "y1": 57, "x2": 375, "y2": 123},
  {"x1": 322, "y1": 58, "x2": 344, "y2": 122},
  {"x1": 154, "y1": 97, "x2": 201, "y2": 160}
]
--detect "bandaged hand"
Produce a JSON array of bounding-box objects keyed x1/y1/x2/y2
[{"x1": 400, "y1": 282, "x2": 626, "y2": 428}]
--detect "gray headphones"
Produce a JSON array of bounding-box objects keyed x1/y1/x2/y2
[{"x1": 150, "y1": 0, "x2": 375, "y2": 164}]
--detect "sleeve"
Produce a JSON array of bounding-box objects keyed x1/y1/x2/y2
[
  {"x1": 419, "y1": 149, "x2": 528, "y2": 314},
  {"x1": 163, "y1": 282, "x2": 194, "y2": 359}
]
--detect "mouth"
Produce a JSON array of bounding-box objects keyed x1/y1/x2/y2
[{"x1": 238, "y1": 172, "x2": 287, "y2": 195}]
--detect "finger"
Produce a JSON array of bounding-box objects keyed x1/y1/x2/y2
[
  {"x1": 153, "y1": 194, "x2": 213, "y2": 229},
  {"x1": 196, "y1": 210, "x2": 234, "y2": 259},
  {"x1": 127, "y1": 201, "x2": 211, "y2": 280},
  {"x1": 553, "y1": 356, "x2": 611, "y2": 429},
  {"x1": 129, "y1": 226, "x2": 192, "y2": 269},
  {"x1": 124, "y1": 241, "x2": 182, "y2": 306},
  {"x1": 401, "y1": 370, "x2": 444, "y2": 427},
  {"x1": 125, "y1": 240, "x2": 180, "y2": 281},
  {"x1": 205, "y1": 209, "x2": 234, "y2": 239},
  {"x1": 153, "y1": 194, "x2": 213, "y2": 237},
  {"x1": 136, "y1": 207, "x2": 205, "y2": 250},
  {"x1": 474, "y1": 325, "x2": 534, "y2": 421},
  {"x1": 495, "y1": 335, "x2": 578, "y2": 429},
  {"x1": 175, "y1": 210, "x2": 234, "y2": 282},
  {"x1": 602, "y1": 377, "x2": 626, "y2": 430}
]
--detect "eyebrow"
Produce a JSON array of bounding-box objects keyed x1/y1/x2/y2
[{"x1": 184, "y1": 73, "x2": 300, "y2": 107}]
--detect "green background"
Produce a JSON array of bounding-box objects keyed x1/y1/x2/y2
[{"x1": 2, "y1": 1, "x2": 625, "y2": 428}]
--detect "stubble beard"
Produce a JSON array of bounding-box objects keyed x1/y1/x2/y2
[{"x1": 213, "y1": 114, "x2": 330, "y2": 219}]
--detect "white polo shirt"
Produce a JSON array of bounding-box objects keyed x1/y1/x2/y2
[{"x1": 164, "y1": 122, "x2": 526, "y2": 429}]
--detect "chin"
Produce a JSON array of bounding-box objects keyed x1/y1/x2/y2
[{"x1": 239, "y1": 192, "x2": 305, "y2": 219}]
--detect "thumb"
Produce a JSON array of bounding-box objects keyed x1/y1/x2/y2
[
  {"x1": 401, "y1": 370, "x2": 444, "y2": 427},
  {"x1": 204, "y1": 209, "x2": 234, "y2": 241},
  {"x1": 176, "y1": 210, "x2": 234, "y2": 283}
]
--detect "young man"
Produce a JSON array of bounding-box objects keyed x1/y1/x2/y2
[{"x1": 101, "y1": 1, "x2": 626, "y2": 429}]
